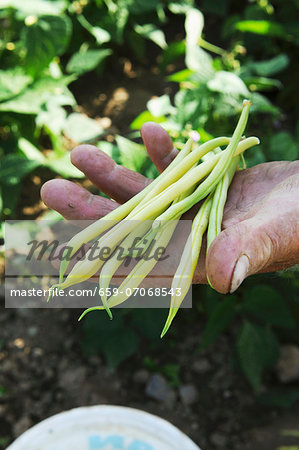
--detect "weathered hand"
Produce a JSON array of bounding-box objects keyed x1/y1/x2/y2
[
  {"x1": 206, "y1": 157, "x2": 299, "y2": 293},
  {"x1": 41, "y1": 123, "x2": 299, "y2": 293}
]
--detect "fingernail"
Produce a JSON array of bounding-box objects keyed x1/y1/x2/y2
[{"x1": 230, "y1": 255, "x2": 250, "y2": 293}]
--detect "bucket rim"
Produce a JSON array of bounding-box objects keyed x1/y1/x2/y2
[{"x1": 7, "y1": 404, "x2": 201, "y2": 450}]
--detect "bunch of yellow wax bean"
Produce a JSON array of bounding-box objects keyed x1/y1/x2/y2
[{"x1": 48, "y1": 100, "x2": 259, "y2": 337}]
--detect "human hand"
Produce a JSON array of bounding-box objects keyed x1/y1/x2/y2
[{"x1": 41, "y1": 123, "x2": 299, "y2": 294}]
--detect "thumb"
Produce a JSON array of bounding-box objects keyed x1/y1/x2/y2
[{"x1": 206, "y1": 176, "x2": 299, "y2": 294}]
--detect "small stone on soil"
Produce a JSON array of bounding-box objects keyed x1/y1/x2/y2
[
  {"x1": 145, "y1": 373, "x2": 174, "y2": 403},
  {"x1": 179, "y1": 384, "x2": 199, "y2": 406},
  {"x1": 133, "y1": 369, "x2": 150, "y2": 384},
  {"x1": 276, "y1": 344, "x2": 299, "y2": 383}
]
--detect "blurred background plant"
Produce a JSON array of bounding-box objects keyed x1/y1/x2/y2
[{"x1": 0, "y1": 0, "x2": 299, "y2": 399}]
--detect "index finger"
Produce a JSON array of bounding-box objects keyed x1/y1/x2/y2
[
  {"x1": 69, "y1": 122, "x2": 178, "y2": 204},
  {"x1": 141, "y1": 122, "x2": 178, "y2": 172}
]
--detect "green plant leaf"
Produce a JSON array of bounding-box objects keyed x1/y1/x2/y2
[
  {"x1": 269, "y1": 131, "x2": 298, "y2": 161},
  {"x1": 36, "y1": 104, "x2": 67, "y2": 136},
  {"x1": 115, "y1": 135, "x2": 148, "y2": 172},
  {"x1": 96, "y1": 141, "x2": 119, "y2": 159},
  {"x1": 130, "y1": 110, "x2": 165, "y2": 130},
  {"x1": 134, "y1": 23, "x2": 167, "y2": 49},
  {"x1": 247, "y1": 54, "x2": 289, "y2": 76},
  {"x1": 236, "y1": 322, "x2": 280, "y2": 391},
  {"x1": 81, "y1": 310, "x2": 139, "y2": 369},
  {"x1": 185, "y1": 45, "x2": 214, "y2": 80},
  {"x1": 159, "y1": 40, "x2": 185, "y2": 72},
  {"x1": 143, "y1": 160, "x2": 159, "y2": 179},
  {"x1": 243, "y1": 76, "x2": 282, "y2": 91},
  {"x1": 4, "y1": 220, "x2": 38, "y2": 250},
  {"x1": 46, "y1": 152, "x2": 85, "y2": 178},
  {"x1": 0, "y1": 183, "x2": 21, "y2": 216},
  {"x1": 35, "y1": 94, "x2": 76, "y2": 137},
  {"x1": 0, "y1": 0, "x2": 67, "y2": 17},
  {"x1": 131, "y1": 309, "x2": 167, "y2": 341},
  {"x1": 211, "y1": 94, "x2": 241, "y2": 117},
  {"x1": 110, "y1": 1, "x2": 129, "y2": 44},
  {"x1": 0, "y1": 154, "x2": 39, "y2": 185},
  {"x1": 185, "y1": 8, "x2": 204, "y2": 47},
  {"x1": 77, "y1": 14, "x2": 111, "y2": 45},
  {"x1": 0, "y1": 76, "x2": 76, "y2": 114},
  {"x1": 167, "y1": 69, "x2": 193, "y2": 83},
  {"x1": 249, "y1": 92, "x2": 280, "y2": 115},
  {"x1": 126, "y1": 0, "x2": 160, "y2": 14},
  {"x1": 147, "y1": 95, "x2": 174, "y2": 117},
  {"x1": 66, "y1": 49, "x2": 112, "y2": 75},
  {"x1": 202, "y1": 287, "x2": 224, "y2": 316},
  {"x1": 21, "y1": 15, "x2": 72, "y2": 76},
  {"x1": 199, "y1": 296, "x2": 237, "y2": 349},
  {"x1": 174, "y1": 88, "x2": 203, "y2": 125},
  {"x1": 80, "y1": 310, "x2": 127, "y2": 358},
  {"x1": 257, "y1": 389, "x2": 299, "y2": 408},
  {"x1": 63, "y1": 113, "x2": 104, "y2": 143},
  {"x1": 168, "y1": 1, "x2": 194, "y2": 14},
  {"x1": 0, "y1": 69, "x2": 32, "y2": 102},
  {"x1": 98, "y1": 328, "x2": 139, "y2": 369},
  {"x1": 36, "y1": 93, "x2": 76, "y2": 136},
  {"x1": 41, "y1": 209, "x2": 64, "y2": 221},
  {"x1": 208, "y1": 71, "x2": 250, "y2": 97},
  {"x1": 18, "y1": 138, "x2": 46, "y2": 164},
  {"x1": 184, "y1": 8, "x2": 214, "y2": 79},
  {"x1": 234, "y1": 20, "x2": 285, "y2": 37},
  {"x1": 244, "y1": 146, "x2": 266, "y2": 168},
  {"x1": 240, "y1": 284, "x2": 295, "y2": 328},
  {"x1": 161, "y1": 364, "x2": 181, "y2": 388}
]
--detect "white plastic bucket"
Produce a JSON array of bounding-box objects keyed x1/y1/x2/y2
[{"x1": 7, "y1": 405, "x2": 201, "y2": 450}]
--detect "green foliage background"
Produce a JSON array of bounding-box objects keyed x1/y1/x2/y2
[{"x1": 0, "y1": 0, "x2": 298, "y2": 397}]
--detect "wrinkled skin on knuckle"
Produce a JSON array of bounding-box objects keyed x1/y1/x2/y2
[
  {"x1": 223, "y1": 161, "x2": 299, "y2": 227},
  {"x1": 259, "y1": 210, "x2": 299, "y2": 271},
  {"x1": 249, "y1": 223, "x2": 276, "y2": 272},
  {"x1": 252, "y1": 174, "x2": 299, "y2": 270}
]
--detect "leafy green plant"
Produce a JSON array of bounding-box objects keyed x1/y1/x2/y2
[
  {"x1": 80, "y1": 309, "x2": 139, "y2": 368},
  {"x1": 0, "y1": 0, "x2": 186, "y2": 219},
  {"x1": 143, "y1": 357, "x2": 181, "y2": 387},
  {"x1": 130, "y1": 7, "x2": 290, "y2": 150},
  {"x1": 257, "y1": 389, "x2": 299, "y2": 408},
  {"x1": 131, "y1": 2, "x2": 299, "y2": 168},
  {"x1": 199, "y1": 280, "x2": 298, "y2": 392},
  {"x1": 80, "y1": 308, "x2": 168, "y2": 369}
]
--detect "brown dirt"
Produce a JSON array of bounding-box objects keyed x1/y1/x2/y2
[{"x1": 1, "y1": 303, "x2": 299, "y2": 450}]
